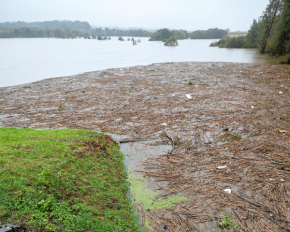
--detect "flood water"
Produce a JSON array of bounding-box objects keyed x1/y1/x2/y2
[{"x1": 0, "y1": 37, "x2": 276, "y2": 87}]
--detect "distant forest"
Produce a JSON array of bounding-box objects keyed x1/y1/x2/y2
[
  {"x1": 0, "y1": 28, "x2": 92, "y2": 39},
  {"x1": 211, "y1": 0, "x2": 290, "y2": 60},
  {"x1": 91, "y1": 28, "x2": 152, "y2": 37},
  {"x1": 0, "y1": 20, "x2": 91, "y2": 31},
  {"x1": 0, "y1": 20, "x2": 229, "y2": 39},
  {"x1": 149, "y1": 28, "x2": 228, "y2": 41},
  {"x1": 0, "y1": 20, "x2": 152, "y2": 38},
  {"x1": 190, "y1": 28, "x2": 228, "y2": 39}
]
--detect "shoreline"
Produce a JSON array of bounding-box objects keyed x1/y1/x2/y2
[
  {"x1": 1, "y1": 62, "x2": 290, "y2": 231},
  {"x1": 0, "y1": 61, "x2": 277, "y2": 89}
]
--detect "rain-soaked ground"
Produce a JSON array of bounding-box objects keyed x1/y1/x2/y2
[{"x1": 0, "y1": 62, "x2": 290, "y2": 231}]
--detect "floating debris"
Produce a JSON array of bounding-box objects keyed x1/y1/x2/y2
[
  {"x1": 185, "y1": 94, "x2": 192, "y2": 99},
  {"x1": 217, "y1": 166, "x2": 227, "y2": 169},
  {"x1": 1, "y1": 62, "x2": 290, "y2": 231},
  {"x1": 224, "y1": 189, "x2": 232, "y2": 194}
]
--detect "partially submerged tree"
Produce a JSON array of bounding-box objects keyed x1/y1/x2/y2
[
  {"x1": 164, "y1": 37, "x2": 178, "y2": 46},
  {"x1": 149, "y1": 28, "x2": 172, "y2": 41},
  {"x1": 118, "y1": 36, "x2": 125, "y2": 41}
]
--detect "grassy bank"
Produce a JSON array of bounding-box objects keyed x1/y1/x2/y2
[{"x1": 0, "y1": 128, "x2": 139, "y2": 231}]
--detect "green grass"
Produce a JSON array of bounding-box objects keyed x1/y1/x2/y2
[
  {"x1": 219, "y1": 214, "x2": 240, "y2": 230},
  {"x1": 0, "y1": 128, "x2": 139, "y2": 232},
  {"x1": 59, "y1": 105, "x2": 66, "y2": 109},
  {"x1": 227, "y1": 135, "x2": 242, "y2": 142}
]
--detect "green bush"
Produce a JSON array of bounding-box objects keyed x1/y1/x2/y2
[
  {"x1": 287, "y1": 54, "x2": 290, "y2": 64},
  {"x1": 278, "y1": 59, "x2": 287, "y2": 64},
  {"x1": 210, "y1": 36, "x2": 257, "y2": 49},
  {"x1": 118, "y1": 36, "x2": 125, "y2": 41}
]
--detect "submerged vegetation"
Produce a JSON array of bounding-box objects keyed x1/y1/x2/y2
[
  {"x1": 211, "y1": 0, "x2": 290, "y2": 60},
  {"x1": 210, "y1": 36, "x2": 256, "y2": 48},
  {"x1": 0, "y1": 128, "x2": 139, "y2": 231},
  {"x1": 164, "y1": 36, "x2": 178, "y2": 46},
  {"x1": 91, "y1": 27, "x2": 152, "y2": 37}
]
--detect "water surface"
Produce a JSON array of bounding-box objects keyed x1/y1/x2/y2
[{"x1": 0, "y1": 37, "x2": 276, "y2": 87}]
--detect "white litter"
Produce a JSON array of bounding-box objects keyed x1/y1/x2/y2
[
  {"x1": 224, "y1": 189, "x2": 232, "y2": 194},
  {"x1": 185, "y1": 94, "x2": 192, "y2": 99},
  {"x1": 281, "y1": 179, "x2": 285, "y2": 182},
  {"x1": 251, "y1": 106, "x2": 255, "y2": 109},
  {"x1": 161, "y1": 123, "x2": 168, "y2": 126},
  {"x1": 217, "y1": 166, "x2": 227, "y2": 169},
  {"x1": 279, "y1": 91, "x2": 283, "y2": 94}
]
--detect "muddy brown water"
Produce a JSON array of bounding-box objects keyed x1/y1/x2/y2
[{"x1": 0, "y1": 38, "x2": 277, "y2": 87}]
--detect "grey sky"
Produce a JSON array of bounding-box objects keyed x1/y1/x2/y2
[{"x1": 0, "y1": 0, "x2": 269, "y2": 31}]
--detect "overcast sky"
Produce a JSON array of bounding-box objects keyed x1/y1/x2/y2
[{"x1": 0, "y1": 0, "x2": 269, "y2": 31}]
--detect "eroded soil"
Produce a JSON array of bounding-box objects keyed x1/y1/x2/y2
[{"x1": 1, "y1": 62, "x2": 290, "y2": 231}]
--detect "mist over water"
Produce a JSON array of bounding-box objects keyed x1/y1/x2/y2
[{"x1": 0, "y1": 37, "x2": 275, "y2": 87}]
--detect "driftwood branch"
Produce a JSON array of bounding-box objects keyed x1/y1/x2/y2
[{"x1": 119, "y1": 139, "x2": 153, "y2": 143}]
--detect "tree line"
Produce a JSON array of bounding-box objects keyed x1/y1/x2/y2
[
  {"x1": 190, "y1": 28, "x2": 228, "y2": 39},
  {"x1": 149, "y1": 28, "x2": 228, "y2": 41},
  {"x1": 0, "y1": 28, "x2": 92, "y2": 39},
  {"x1": 210, "y1": 0, "x2": 290, "y2": 60},
  {"x1": 91, "y1": 28, "x2": 152, "y2": 37},
  {"x1": 0, "y1": 20, "x2": 91, "y2": 31},
  {"x1": 0, "y1": 20, "x2": 153, "y2": 38},
  {"x1": 0, "y1": 20, "x2": 229, "y2": 40}
]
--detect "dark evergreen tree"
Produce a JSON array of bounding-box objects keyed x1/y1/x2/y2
[
  {"x1": 276, "y1": 0, "x2": 290, "y2": 54},
  {"x1": 259, "y1": 0, "x2": 283, "y2": 53}
]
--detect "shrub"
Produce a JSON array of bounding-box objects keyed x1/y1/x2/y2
[
  {"x1": 287, "y1": 54, "x2": 290, "y2": 64},
  {"x1": 278, "y1": 59, "x2": 287, "y2": 64},
  {"x1": 210, "y1": 36, "x2": 257, "y2": 49}
]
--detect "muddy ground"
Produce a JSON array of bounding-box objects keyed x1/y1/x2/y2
[{"x1": 0, "y1": 62, "x2": 290, "y2": 231}]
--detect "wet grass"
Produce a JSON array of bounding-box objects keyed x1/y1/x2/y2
[
  {"x1": 0, "y1": 128, "x2": 139, "y2": 231},
  {"x1": 227, "y1": 135, "x2": 242, "y2": 142},
  {"x1": 219, "y1": 214, "x2": 240, "y2": 230}
]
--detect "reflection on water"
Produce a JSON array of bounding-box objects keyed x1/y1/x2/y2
[{"x1": 0, "y1": 37, "x2": 276, "y2": 87}]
